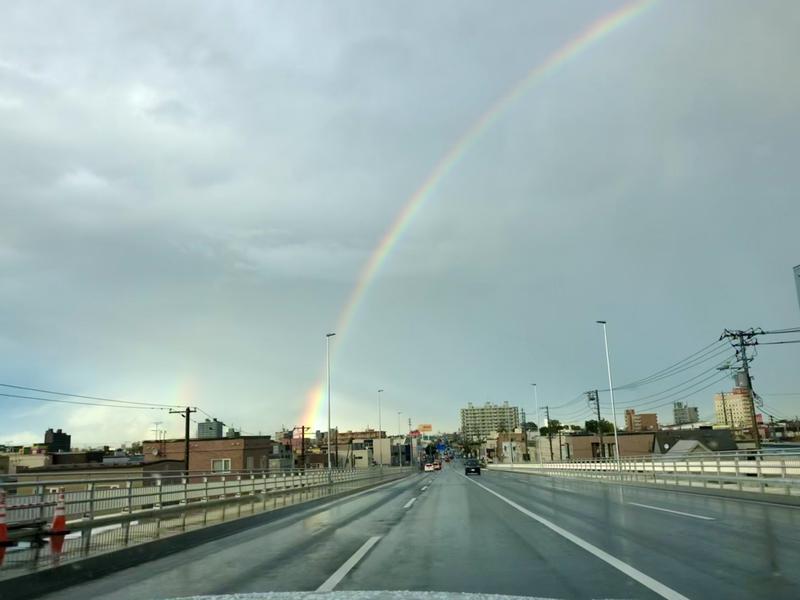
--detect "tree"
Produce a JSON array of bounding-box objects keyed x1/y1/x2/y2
[
  {"x1": 539, "y1": 419, "x2": 562, "y2": 436},
  {"x1": 522, "y1": 421, "x2": 538, "y2": 432},
  {"x1": 584, "y1": 419, "x2": 615, "y2": 434}
]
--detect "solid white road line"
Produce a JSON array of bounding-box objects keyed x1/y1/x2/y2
[
  {"x1": 316, "y1": 535, "x2": 382, "y2": 592},
  {"x1": 464, "y1": 475, "x2": 689, "y2": 600},
  {"x1": 403, "y1": 497, "x2": 417, "y2": 509},
  {"x1": 627, "y1": 502, "x2": 715, "y2": 521}
]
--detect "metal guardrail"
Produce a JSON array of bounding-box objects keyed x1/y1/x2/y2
[
  {"x1": 0, "y1": 466, "x2": 401, "y2": 527},
  {"x1": 490, "y1": 451, "x2": 800, "y2": 496},
  {"x1": 0, "y1": 465, "x2": 415, "y2": 579}
]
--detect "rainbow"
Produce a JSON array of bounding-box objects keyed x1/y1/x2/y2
[{"x1": 300, "y1": 0, "x2": 656, "y2": 429}]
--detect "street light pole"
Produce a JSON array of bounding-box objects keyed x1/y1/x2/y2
[
  {"x1": 326, "y1": 332, "x2": 336, "y2": 483},
  {"x1": 397, "y1": 411, "x2": 403, "y2": 466},
  {"x1": 597, "y1": 321, "x2": 621, "y2": 475},
  {"x1": 531, "y1": 383, "x2": 541, "y2": 464},
  {"x1": 377, "y1": 389, "x2": 384, "y2": 471}
]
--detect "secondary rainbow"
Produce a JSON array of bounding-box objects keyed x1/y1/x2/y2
[{"x1": 301, "y1": 0, "x2": 656, "y2": 428}]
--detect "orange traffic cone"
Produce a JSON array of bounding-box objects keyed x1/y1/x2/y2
[
  {"x1": 46, "y1": 489, "x2": 70, "y2": 555},
  {"x1": 0, "y1": 489, "x2": 17, "y2": 566}
]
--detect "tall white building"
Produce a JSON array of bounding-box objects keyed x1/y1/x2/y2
[
  {"x1": 673, "y1": 402, "x2": 699, "y2": 425},
  {"x1": 713, "y1": 388, "x2": 753, "y2": 429},
  {"x1": 460, "y1": 401, "x2": 521, "y2": 441}
]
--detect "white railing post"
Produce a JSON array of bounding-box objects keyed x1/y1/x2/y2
[
  {"x1": 781, "y1": 458, "x2": 789, "y2": 496},
  {"x1": 86, "y1": 481, "x2": 96, "y2": 521},
  {"x1": 156, "y1": 478, "x2": 163, "y2": 510},
  {"x1": 756, "y1": 456, "x2": 764, "y2": 494},
  {"x1": 126, "y1": 480, "x2": 134, "y2": 513},
  {"x1": 734, "y1": 456, "x2": 743, "y2": 491}
]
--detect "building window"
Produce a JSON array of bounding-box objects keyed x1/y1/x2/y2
[{"x1": 211, "y1": 458, "x2": 231, "y2": 473}]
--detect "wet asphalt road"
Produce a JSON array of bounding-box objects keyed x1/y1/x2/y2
[{"x1": 38, "y1": 461, "x2": 800, "y2": 600}]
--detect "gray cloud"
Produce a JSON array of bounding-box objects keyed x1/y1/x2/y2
[{"x1": 1, "y1": 0, "x2": 799, "y2": 446}]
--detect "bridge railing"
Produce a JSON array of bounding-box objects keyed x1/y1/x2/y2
[
  {"x1": 0, "y1": 466, "x2": 404, "y2": 527},
  {"x1": 489, "y1": 451, "x2": 800, "y2": 496}
]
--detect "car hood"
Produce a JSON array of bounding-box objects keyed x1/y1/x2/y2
[{"x1": 171, "y1": 593, "x2": 555, "y2": 600}]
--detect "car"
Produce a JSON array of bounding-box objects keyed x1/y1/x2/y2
[
  {"x1": 433, "y1": 461, "x2": 442, "y2": 470},
  {"x1": 423, "y1": 463, "x2": 434, "y2": 472},
  {"x1": 464, "y1": 459, "x2": 481, "y2": 476}
]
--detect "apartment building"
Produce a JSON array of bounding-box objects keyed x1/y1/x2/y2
[
  {"x1": 673, "y1": 402, "x2": 699, "y2": 425},
  {"x1": 460, "y1": 401, "x2": 521, "y2": 441},
  {"x1": 714, "y1": 388, "x2": 755, "y2": 429},
  {"x1": 624, "y1": 409, "x2": 658, "y2": 432}
]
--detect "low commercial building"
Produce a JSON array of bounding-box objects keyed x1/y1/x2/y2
[
  {"x1": 560, "y1": 428, "x2": 737, "y2": 460},
  {"x1": 143, "y1": 435, "x2": 292, "y2": 472},
  {"x1": 0, "y1": 452, "x2": 52, "y2": 473},
  {"x1": 335, "y1": 429, "x2": 385, "y2": 444},
  {"x1": 561, "y1": 432, "x2": 654, "y2": 460},
  {"x1": 336, "y1": 448, "x2": 373, "y2": 469},
  {"x1": 494, "y1": 431, "x2": 528, "y2": 463},
  {"x1": 6, "y1": 460, "x2": 185, "y2": 494}
]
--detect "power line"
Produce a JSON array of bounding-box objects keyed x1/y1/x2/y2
[
  {"x1": 619, "y1": 369, "x2": 733, "y2": 412},
  {"x1": 604, "y1": 345, "x2": 730, "y2": 393},
  {"x1": 600, "y1": 355, "x2": 735, "y2": 409},
  {"x1": 0, "y1": 391, "x2": 169, "y2": 410},
  {"x1": 623, "y1": 371, "x2": 733, "y2": 412},
  {"x1": 544, "y1": 392, "x2": 587, "y2": 411},
  {"x1": 760, "y1": 327, "x2": 800, "y2": 335},
  {"x1": 608, "y1": 340, "x2": 728, "y2": 392},
  {"x1": 757, "y1": 339, "x2": 800, "y2": 346},
  {"x1": 0, "y1": 382, "x2": 181, "y2": 408}
]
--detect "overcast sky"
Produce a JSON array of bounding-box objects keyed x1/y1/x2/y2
[{"x1": 2, "y1": 0, "x2": 799, "y2": 448}]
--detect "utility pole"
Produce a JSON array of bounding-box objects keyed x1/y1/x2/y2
[
  {"x1": 544, "y1": 406, "x2": 554, "y2": 461},
  {"x1": 720, "y1": 391, "x2": 728, "y2": 426},
  {"x1": 334, "y1": 428, "x2": 339, "y2": 469},
  {"x1": 377, "y1": 389, "x2": 384, "y2": 470},
  {"x1": 408, "y1": 417, "x2": 413, "y2": 467},
  {"x1": 301, "y1": 425, "x2": 305, "y2": 470},
  {"x1": 169, "y1": 406, "x2": 197, "y2": 473},
  {"x1": 720, "y1": 329, "x2": 761, "y2": 449},
  {"x1": 586, "y1": 390, "x2": 603, "y2": 458},
  {"x1": 326, "y1": 332, "x2": 336, "y2": 481}
]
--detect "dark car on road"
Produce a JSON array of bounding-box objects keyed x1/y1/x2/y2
[{"x1": 464, "y1": 458, "x2": 481, "y2": 476}]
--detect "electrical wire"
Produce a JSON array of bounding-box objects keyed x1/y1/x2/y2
[
  {"x1": 597, "y1": 355, "x2": 735, "y2": 409},
  {"x1": 544, "y1": 392, "x2": 589, "y2": 411},
  {"x1": 0, "y1": 391, "x2": 169, "y2": 410},
  {"x1": 757, "y1": 339, "x2": 800, "y2": 345},
  {"x1": 760, "y1": 327, "x2": 800, "y2": 335},
  {"x1": 602, "y1": 345, "x2": 731, "y2": 393},
  {"x1": 615, "y1": 371, "x2": 733, "y2": 413},
  {"x1": 0, "y1": 382, "x2": 182, "y2": 408}
]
